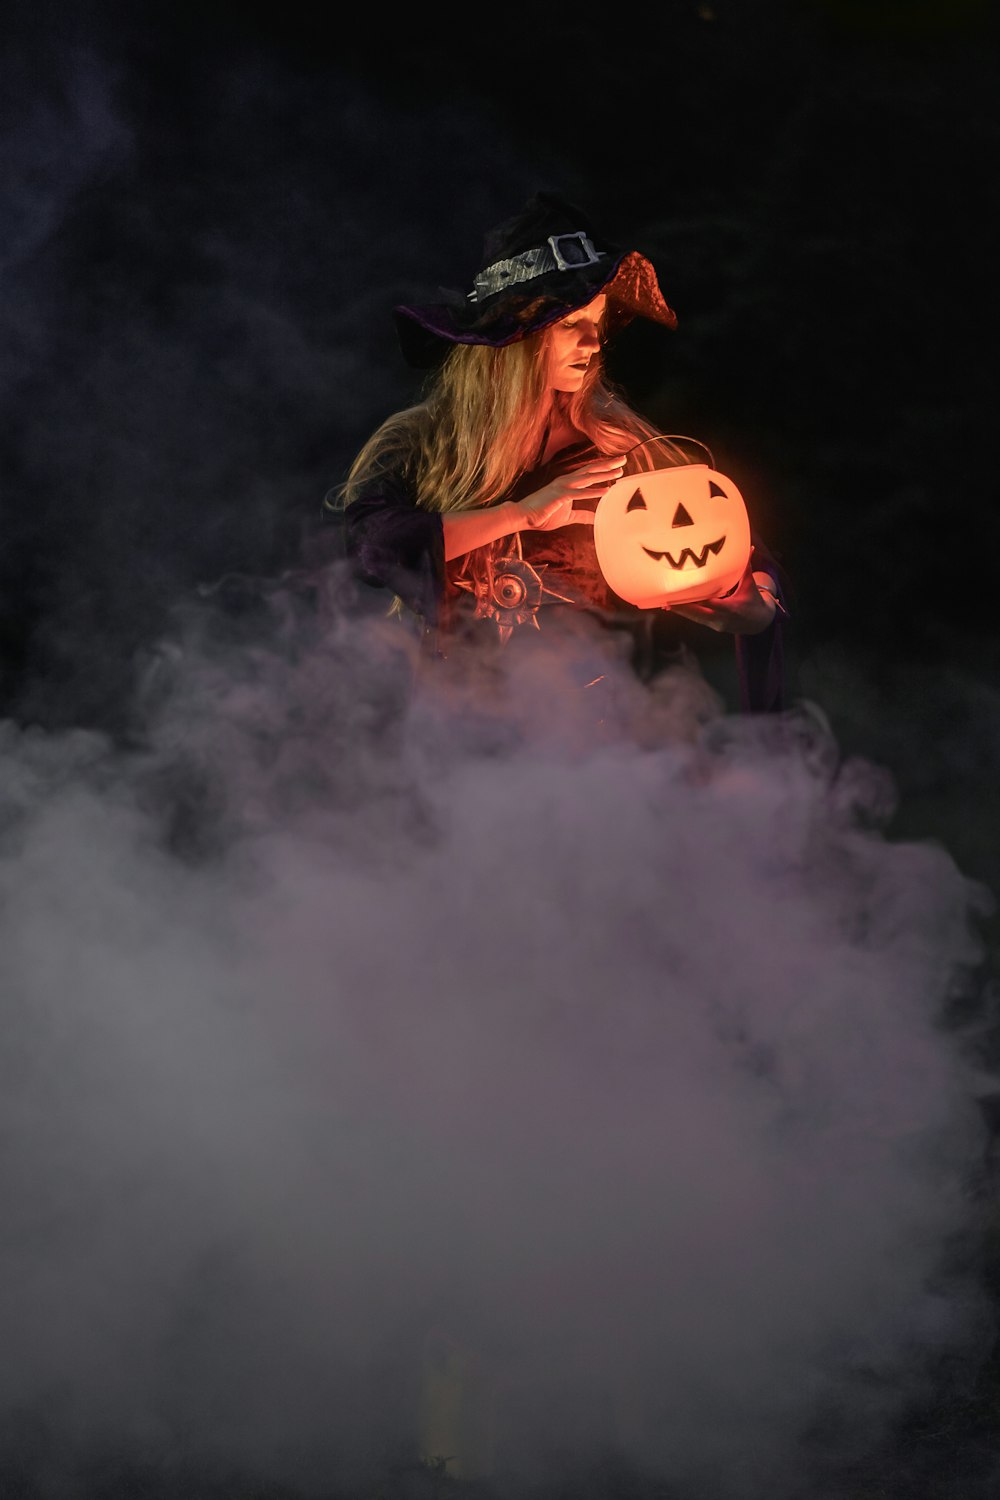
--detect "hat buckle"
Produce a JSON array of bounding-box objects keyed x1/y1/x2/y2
[{"x1": 467, "y1": 231, "x2": 605, "y2": 303}]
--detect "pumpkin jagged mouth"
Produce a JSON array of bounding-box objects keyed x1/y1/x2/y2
[{"x1": 642, "y1": 536, "x2": 726, "y2": 570}]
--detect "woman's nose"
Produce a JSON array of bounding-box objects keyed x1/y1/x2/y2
[{"x1": 578, "y1": 323, "x2": 601, "y2": 351}]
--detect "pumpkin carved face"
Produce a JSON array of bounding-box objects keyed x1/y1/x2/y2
[{"x1": 593, "y1": 463, "x2": 752, "y2": 609}]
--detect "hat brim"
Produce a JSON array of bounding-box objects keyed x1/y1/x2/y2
[{"x1": 393, "y1": 250, "x2": 677, "y2": 370}]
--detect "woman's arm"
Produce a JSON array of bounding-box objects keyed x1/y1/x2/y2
[
  {"x1": 441, "y1": 502, "x2": 525, "y2": 562},
  {"x1": 671, "y1": 537, "x2": 789, "y2": 713},
  {"x1": 442, "y1": 454, "x2": 625, "y2": 561},
  {"x1": 343, "y1": 472, "x2": 446, "y2": 621},
  {"x1": 343, "y1": 453, "x2": 626, "y2": 617},
  {"x1": 669, "y1": 562, "x2": 780, "y2": 635}
]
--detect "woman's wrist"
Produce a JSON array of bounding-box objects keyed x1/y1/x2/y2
[
  {"x1": 504, "y1": 499, "x2": 526, "y2": 534},
  {"x1": 442, "y1": 499, "x2": 526, "y2": 561}
]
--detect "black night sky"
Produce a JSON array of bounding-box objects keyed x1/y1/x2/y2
[{"x1": 3, "y1": 3, "x2": 1000, "y2": 1498}]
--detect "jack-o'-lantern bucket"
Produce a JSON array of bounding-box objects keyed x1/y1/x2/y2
[{"x1": 594, "y1": 439, "x2": 752, "y2": 609}]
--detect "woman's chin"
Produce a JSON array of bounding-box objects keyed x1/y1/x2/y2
[{"x1": 551, "y1": 372, "x2": 587, "y2": 393}]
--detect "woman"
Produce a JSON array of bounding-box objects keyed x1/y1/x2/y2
[
  {"x1": 329, "y1": 195, "x2": 789, "y2": 1475},
  {"x1": 332, "y1": 191, "x2": 786, "y2": 714}
]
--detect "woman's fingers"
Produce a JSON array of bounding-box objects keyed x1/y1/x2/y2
[
  {"x1": 519, "y1": 459, "x2": 625, "y2": 528},
  {"x1": 569, "y1": 459, "x2": 626, "y2": 488}
]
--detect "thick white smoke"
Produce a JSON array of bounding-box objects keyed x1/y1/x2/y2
[{"x1": 0, "y1": 571, "x2": 993, "y2": 1500}]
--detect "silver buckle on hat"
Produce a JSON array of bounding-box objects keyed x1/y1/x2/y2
[
  {"x1": 467, "y1": 231, "x2": 604, "y2": 302},
  {"x1": 546, "y1": 232, "x2": 603, "y2": 271}
]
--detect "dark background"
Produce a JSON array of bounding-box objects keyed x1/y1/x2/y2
[
  {"x1": 3, "y1": 0, "x2": 998, "y2": 858},
  {"x1": 3, "y1": 0, "x2": 997, "y2": 691},
  {"x1": 2, "y1": 1, "x2": 1000, "y2": 1494}
]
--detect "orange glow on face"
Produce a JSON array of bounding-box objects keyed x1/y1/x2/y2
[
  {"x1": 593, "y1": 464, "x2": 753, "y2": 608},
  {"x1": 544, "y1": 295, "x2": 606, "y2": 393}
]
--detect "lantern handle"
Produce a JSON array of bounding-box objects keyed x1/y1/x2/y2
[{"x1": 622, "y1": 433, "x2": 716, "y2": 470}]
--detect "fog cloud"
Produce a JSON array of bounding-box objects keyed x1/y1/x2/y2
[{"x1": 0, "y1": 579, "x2": 993, "y2": 1499}]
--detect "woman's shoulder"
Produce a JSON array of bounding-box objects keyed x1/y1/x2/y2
[{"x1": 334, "y1": 406, "x2": 428, "y2": 511}]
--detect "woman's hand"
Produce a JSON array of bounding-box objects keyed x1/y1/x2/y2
[
  {"x1": 668, "y1": 563, "x2": 782, "y2": 635},
  {"x1": 441, "y1": 455, "x2": 626, "y2": 560},
  {"x1": 513, "y1": 455, "x2": 626, "y2": 532}
]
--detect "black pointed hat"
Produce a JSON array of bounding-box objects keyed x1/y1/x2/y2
[{"x1": 393, "y1": 191, "x2": 678, "y2": 369}]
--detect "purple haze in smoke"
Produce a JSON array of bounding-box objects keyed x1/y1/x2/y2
[{"x1": 0, "y1": 579, "x2": 993, "y2": 1500}]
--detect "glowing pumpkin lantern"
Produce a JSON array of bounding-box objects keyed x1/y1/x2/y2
[{"x1": 593, "y1": 463, "x2": 753, "y2": 609}]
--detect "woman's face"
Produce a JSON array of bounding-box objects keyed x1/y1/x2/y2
[{"x1": 543, "y1": 295, "x2": 607, "y2": 393}]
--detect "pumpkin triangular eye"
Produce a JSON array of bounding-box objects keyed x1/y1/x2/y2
[
  {"x1": 709, "y1": 481, "x2": 727, "y2": 498},
  {"x1": 625, "y1": 488, "x2": 647, "y2": 512}
]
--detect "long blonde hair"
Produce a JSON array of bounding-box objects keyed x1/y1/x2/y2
[{"x1": 329, "y1": 319, "x2": 683, "y2": 517}]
